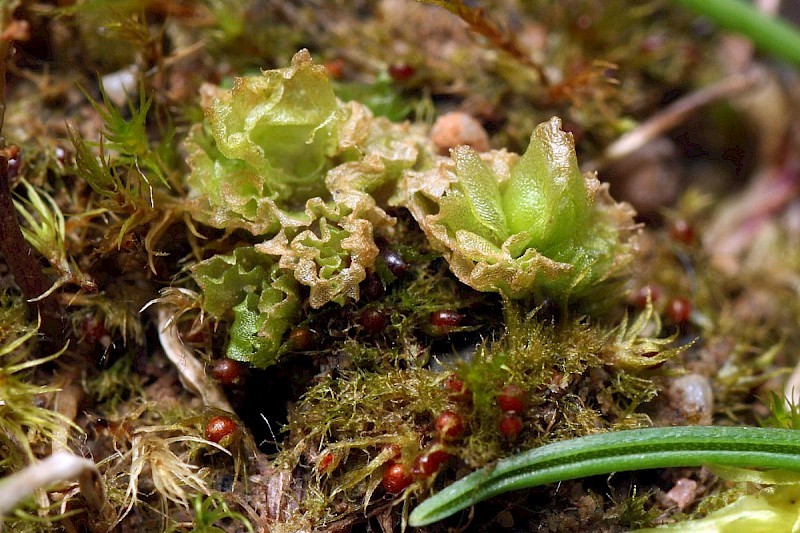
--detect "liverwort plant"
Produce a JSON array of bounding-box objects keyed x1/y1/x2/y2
[
  {"x1": 182, "y1": 50, "x2": 429, "y2": 365},
  {"x1": 184, "y1": 49, "x2": 341, "y2": 235},
  {"x1": 398, "y1": 117, "x2": 637, "y2": 302},
  {"x1": 191, "y1": 247, "x2": 300, "y2": 368}
]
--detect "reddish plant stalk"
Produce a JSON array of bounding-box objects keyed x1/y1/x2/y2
[{"x1": 0, "y1": 155, "x2": 65, "y2": 342}]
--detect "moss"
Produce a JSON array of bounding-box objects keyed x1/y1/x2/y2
[
  {"x1": 4, "y1": 1, "x2": 798, "y2": 531},
  {"x1": 276, "y1": 299, "x2": 680, "y2": 527}
]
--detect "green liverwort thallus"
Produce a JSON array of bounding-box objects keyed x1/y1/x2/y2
[{"x1": 398, "y1": 117, "x2": 638, "y2": 303}]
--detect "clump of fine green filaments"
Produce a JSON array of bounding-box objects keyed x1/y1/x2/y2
[
  {"x1": 278, "y1": 300, "x2": 680, "y2": 526},
  {"x1": 0, "y1": 293, "x2": 76, "y2": 471}
]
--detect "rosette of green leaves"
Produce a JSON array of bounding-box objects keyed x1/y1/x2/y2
[
  {"x1": 398, "y1": 117, "x2": 637, "y2": 302},
  {"x1": 184, "y1": 49, "x2": 340, "y2": 235},
  {"x1": 191, "y1": 246, "x2": 300, "y2": 368}
]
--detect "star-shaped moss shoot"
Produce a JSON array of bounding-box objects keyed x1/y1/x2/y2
[{"x1": 399, "y1": 117, "x2": 638, "y2": 303}]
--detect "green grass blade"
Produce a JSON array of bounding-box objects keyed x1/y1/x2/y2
[{"x1": 409, "y1": 426, "x2": 800, "y2": 527}]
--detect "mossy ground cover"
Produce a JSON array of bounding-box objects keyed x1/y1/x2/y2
[{"x1": 1, "y1": 1, "x2": 800, "y2": 532}]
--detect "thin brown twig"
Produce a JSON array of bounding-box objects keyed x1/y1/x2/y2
[
  {"x1": 583, "y1": 68, "x2": 763, "y2": 172},
  {"x1": 0, "y1": 12, "x2": 8, "y2": 144},
  {"x1": 0, "y1": 9, "x2": 65, "y2": 343},
  {"x1": 0, "y1": 156, "x2": 66, "y2": 342},
  {"x1": 418, "y1": 0, "x2": 550, "y2": 86}
]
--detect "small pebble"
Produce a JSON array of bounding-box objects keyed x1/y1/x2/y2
[
  {"x1": 430, "y1": 112, "x2": 490, "y2": 155},
  {"x1": 668, "y1": 374, "x2": 713, "y2": 426},
  {"x1": 666, "y1": 478, "x2": 698, "y2": 510}
]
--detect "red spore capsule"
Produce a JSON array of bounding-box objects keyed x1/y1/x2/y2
[
  {"x1": 55, "y1": 145, "x2": 72, "y2": 166},
  {"x1": 359, "y1": 274, "x2": 384, "y2": 301},
  {"x1": 382, "y1": 444, "x2": 402, "y2": 459},
  {"x1": 668, "y1": 297, "x2": 692, "y2": 324},
  {"x1": 288, "y1": 327, "x2": 313, "y2": 350},
  {"x1": 670, "y1": 218, "x2": 695, "y2": 244},
  {"x1": 499, "y1": 413, "x2": 523, "y2": 440},
  {"x1": 6, "y1": 145, "x2": 20, "y2": 179},
  {"x1": 632, "y1": 284, "x2": 663, "y2": 309},
  {"x1": 205, "y1": 415, "x2": 238, "y2": 444},
  {"x1": 388, "y1": 63, "x2": 415, "y2": 82},
  {"x1": 82, "y1": 315, "x2": 106, "y2": 345},
  {"x1": 358, "y1": 308, "x2": 387, "y2": 334},
  {"x1": 380, "y1": 249, "x2": 408, "y2": 278},
  {"x1": 212, "y1": 358, "x2": 244, "y2": 387},
  {"x1": 412, "y1": 449, "x2": 451, "y2": 478},
  {"x1": 443, "y1": 375, "x2": 472, "y2": 403},
  {"x1": 324, "y1": 58, "x2": 345, "y2": 80},
  {"x1": 430, "y1": 310, "x2": 464, "y2": 328},
  {"x1": 382, "y1": 463, "x2": 412, "y2": 493},
  {"x1": 434, "y1": 410, "x2": 465, "y2": 441},
  {"x1": 317, "y1": 452, "x2": 335, "y2": 474},
  {"x1": 497, "y1": 383, "x2": 526, "y2": 413},
  {"x1": 428, "y1": 310, "x2": 465, "y2": 335}
]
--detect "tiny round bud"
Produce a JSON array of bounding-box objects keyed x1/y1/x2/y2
[
  {"x1": 205, "y1": 415, "x2": 238, "y2": 444},
  {"x1": 382, "y1": 463, "x2": 412, "y2": 493},
  {"x1": 430, "y1": 112, "x2": 490, "y2": 155},
  {"x1": 499, "y1": 413, "x2": 523, "y2": 440},
  {"x1": 434, "y1": 410, "x2": 465, "y2": 441}
]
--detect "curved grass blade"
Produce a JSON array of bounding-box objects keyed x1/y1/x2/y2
[{"x1": 409, "y1": 426, "x2": 800, "y2": 527}]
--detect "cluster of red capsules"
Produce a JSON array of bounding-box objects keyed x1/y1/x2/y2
[
  {"x1": 381, "y1": 376, "x2": 470, "y2": 494},
  {"x1": 445, "y1": 377, "x2": 528, "y2": 441},
  {"x1": 497, "y1": 383, "x2": 526, "y2": 440}
]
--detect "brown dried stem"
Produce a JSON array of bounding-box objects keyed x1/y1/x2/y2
[
  {"x1": 418, "y1": 0, "x2": 550, "y2": 86},
  {"x1": 0, "y1": 156, "x2": 66, "y2": 342}
]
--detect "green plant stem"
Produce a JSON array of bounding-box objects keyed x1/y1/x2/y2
[
  {"x1": 409, "y1": 426, "x2": 800, "y2": 527},
  {"x1": 672, "y1": 0, "x2": 800, "y2": 67}
]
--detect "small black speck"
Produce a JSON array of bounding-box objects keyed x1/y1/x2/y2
[{"x1": 218, "y1": 473, "x2": 234, "y2": 492}]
